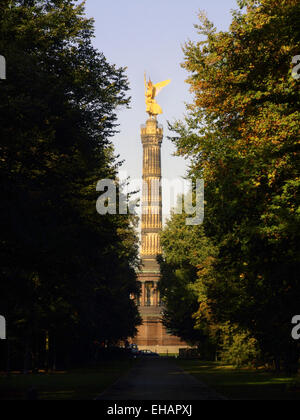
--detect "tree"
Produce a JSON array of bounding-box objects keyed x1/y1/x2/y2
[
  {"x1": 0, "y1": 0, "x2": 141, "y2": 370},
  {"x1": 159, "y1": 208, "x2": 218, "y2": 357},
  {"x1": 170, "y1": 0, "x2": 300, "y2": 371}
]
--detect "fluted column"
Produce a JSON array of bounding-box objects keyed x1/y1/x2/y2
[{"x1": 140, "y1": 118, "x2": 163, "y2": 260}]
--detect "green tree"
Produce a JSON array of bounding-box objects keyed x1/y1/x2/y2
[
  {"x1": 218, "y1": 323, "x2": 261, "y2": 368},
  {"x1": 170, "y1": 0, "x2": 300, "y2": 371},
  {"x1": 159, "y1": 209, "x2": 218, "y2": 357},
  {"x1": 0, "y1": 0, "x2": 140, "y2": 370}
]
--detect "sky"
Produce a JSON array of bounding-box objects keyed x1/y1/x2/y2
[{"x1": 84, "y1": 0, "x2": 239, "y2": 219}]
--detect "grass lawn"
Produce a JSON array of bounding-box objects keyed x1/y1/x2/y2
[
  {"x1": 0, "y1": 360, "x2": 135, "y2": 400},
  {"x1": 177, "y1": 360, "x2": 300, "y2": 400}
]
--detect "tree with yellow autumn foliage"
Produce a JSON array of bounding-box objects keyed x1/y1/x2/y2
[{"x1": 166, "y1": 0, "x2": 300, "y2": 371}]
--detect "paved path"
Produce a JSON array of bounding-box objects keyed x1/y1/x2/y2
[{"x1": 97, "y1": 358, "x2": 224, "y2": 400}]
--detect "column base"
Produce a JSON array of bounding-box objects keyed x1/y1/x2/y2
[{"x1": 133, "y1": 271, "x2": 188, "y2": 354}]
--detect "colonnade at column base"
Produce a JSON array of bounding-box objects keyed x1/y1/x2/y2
[{"x1": 132, "y1": 270, "x2": 188, "y2": 353}]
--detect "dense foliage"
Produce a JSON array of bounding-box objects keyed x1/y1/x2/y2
[
  {"x1": 160, "y1": 0, "x2": 300, "y2": 370},
  {"x1": 159, "y1": 211, "x2": 218, "y2": 359},
  {"x1": 0, "y1": 0, "x2": 141, "y2": 371}
]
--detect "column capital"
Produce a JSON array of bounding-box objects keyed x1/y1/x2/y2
[{"x1": 141, "y1": 118, "x2": 163, "y2": 144}]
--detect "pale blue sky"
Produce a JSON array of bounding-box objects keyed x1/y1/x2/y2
[{"x1": 84, "y1": 0, "x2": 239, "y2": 217}]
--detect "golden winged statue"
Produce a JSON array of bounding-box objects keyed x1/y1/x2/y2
[{"x1": 144, "y1": 73, "x2": 171, "y2": 117}]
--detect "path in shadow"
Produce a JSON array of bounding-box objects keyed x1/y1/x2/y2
[{"x1": 97, "y1": 358, "x2": 225, "y2": 400}]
